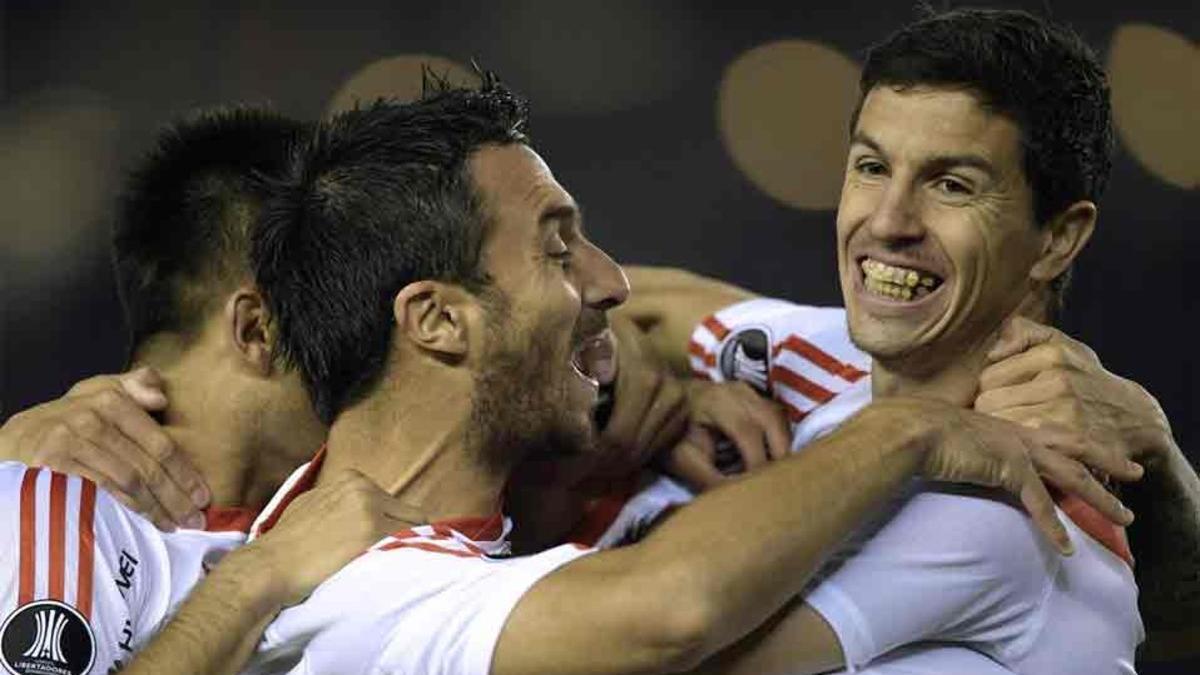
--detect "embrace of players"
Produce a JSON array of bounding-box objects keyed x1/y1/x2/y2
[{"x1": 1, "y1": 7, "x2": 1197, "y2": 675}]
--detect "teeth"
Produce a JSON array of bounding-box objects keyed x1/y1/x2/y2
[{"x1": 860, "y1": 258, "x2": 941, "y2": 293}]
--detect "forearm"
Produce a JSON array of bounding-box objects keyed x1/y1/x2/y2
[
  {"x1": 617, "y1": 265, "x2": 756, "y2": 375},
  {"x1": 496, "y1": 403, "x2": 930, "y2": 675},
  {"x1": 638, "y1": 404, "x2": 928, "y2": 659},
  {"x1": 1126, "y1": 438, "x2": 1200, "y2": 659},
  {"x1": 123, "y1": 548, "x2": 285, "y2": 675}
]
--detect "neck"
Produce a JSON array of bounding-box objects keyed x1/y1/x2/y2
[
  {"x1": 318, "y1": 376, "x2": 507, "y2": 523},
  {"x1": 872, "y1": 294, "x2": 1050, "y2": 405},
  {"x1": 135, "y1": 338, "x2": 290, "y2": 512},
  {"x1": 871, "y1": 348, "x2": 990, "y2": 406}
]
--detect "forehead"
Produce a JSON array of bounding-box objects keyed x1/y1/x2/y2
[
  {"x1": 469, "y1": 143, "x2": 574, "y2": 220},
  {"x1": 855, "y1": 86, "x2": 1022, "y2": 166}
]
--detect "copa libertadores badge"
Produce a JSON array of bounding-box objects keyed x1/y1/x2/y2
[{"x1": 0, "y1": 600, "x2": 96, "y2": 675}]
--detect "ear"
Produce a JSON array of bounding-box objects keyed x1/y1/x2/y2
[
  {"x1": 392, "y1": 280, "x2": 474, "y2": 359},
  {"x1": 1029, "y1": 200, "x2": 1096, "y2": 283},
  {"x1": 223, "y1": 286, "x2": 275, "y2": 377}
]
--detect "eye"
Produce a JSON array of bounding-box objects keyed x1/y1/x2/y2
[
  {"x1": 934, "y1": 176, "x2": 973, "y2": 196},
  {"x1": 854, "y1": 158, "x2": 888, "y2": 177}
]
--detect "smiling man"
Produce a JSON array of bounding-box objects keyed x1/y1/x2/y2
[{"x1": 621, "y1": 7, "x2": 1199, "y2": 674}]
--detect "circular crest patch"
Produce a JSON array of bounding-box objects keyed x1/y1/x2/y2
[
  {"x1": 1, "y1": 600, "x2": 95, "y2": 675},
  {"x1": 718, "y1": 327, "x2": 772, "y2": 395}
]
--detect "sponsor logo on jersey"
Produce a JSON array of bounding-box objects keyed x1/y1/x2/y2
[
  {"x1": 0, "y1": 600, "x2": 95, "y2": 675},
  {"x1": 718, "y1": 327, "x2": 772, "y2": 395}
]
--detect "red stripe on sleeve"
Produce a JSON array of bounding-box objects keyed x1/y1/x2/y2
[
  {"x1": 19, "y1": 468, "x2": 40, "y2": 605},
  {"x1": 775, "y1": 335, "x2": 867, "y2": 383},
  {"x1": 770, "y1": 366, "x2": 835, "y2": 404},
  {"x1": 700, "y1": 316, "x2": 730, "y2": 341},
  {"x1": 76, "y1": 480, "x2": 97, "y2": 619},
  {"x1": 687, "y1": 340, "x2": 717, "y2": 368},
  {"x1": 782, "y1": 401, "x2": 810, "y2": 423},
  {"x1": 48, "y1": 472, "x2": 67, "y2": 602}
]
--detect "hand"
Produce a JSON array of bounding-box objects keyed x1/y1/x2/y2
[
  {"x1": 661, "y1": 380, "x2": 792, "y2": 492},
  {"x1": 592, "y1": 319, "x2": 689, "y2": 480},
  {"x1": 976, "y1": 316, "x2": 1155, "y2": 479},
  {"x1": 913, "y1": 399, "x2": 1135, "y2": 555},
  {"x1": 241, "y1": 469, "x2": 424, "y2": 606},
  {"x1": 0, "y1": 368, "x2": 209, "y2": 530}
]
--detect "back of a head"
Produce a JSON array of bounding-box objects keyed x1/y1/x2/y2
[
  {"x1": 857, "y1": 7, "x2": 1114, "y2": 227},
  {"x1": 253, "y1": 72, "x2": 530, "y2": 424},
  {"x1": 113, "y1": 107, "x2": 308, "y2": 359}
]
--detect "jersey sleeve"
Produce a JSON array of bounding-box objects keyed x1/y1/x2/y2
[
  {"x1": 260, "y1": 542, "x2": 594, "y2": 675},
  {"x1": 0, "y1": 462, "x2": 172, "y2": 675},
  {"x1": 804, "y1": 484, "x2": 1060, "y2": 671},
  {"x1": 688, "y1": 298, "x2": 869, "y2": 424}
]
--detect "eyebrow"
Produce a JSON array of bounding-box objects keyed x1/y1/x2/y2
[
  {"x1": 540, "y1": 203, "x2": 585, "y2": 235},
  {"x1": 850, "y1": 131, "x2": 998, "y2": 179}
]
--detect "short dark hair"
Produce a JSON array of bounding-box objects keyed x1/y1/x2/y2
[
  {"x1": 252, "y1": 72, "x2": 530, "y2": 423},
  {"x1": 113, "y1": 107, "x2": 308, "y2": 355},
  {"x1": 854, "y1": 8, "x2": 1114, "y2": 313}
]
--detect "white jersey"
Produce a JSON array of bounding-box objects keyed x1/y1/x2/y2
[
  {"x1": 243, "y1": 451, "x2": 593, "y2": 675},
  {"x1": 684, "y1": 298, "x2": 1143, "y2": 675},
  {"x1": 0, "y1": 462, "x2": 251, "y2": 675}
]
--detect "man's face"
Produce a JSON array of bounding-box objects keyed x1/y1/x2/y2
[
  {"x1": 836, "y1": 86, "x2": 1044, "y2": 367},
  {"x1": 466, "y1": 143, "x2": 629, "y2": 465}
]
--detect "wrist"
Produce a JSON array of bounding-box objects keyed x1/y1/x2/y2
[
  {"x1": 210, "y1": 545, "x2": 293, "y2": 615},
  {"x1": 854, "y1": 399, "x2": 943, "y2": 471}
]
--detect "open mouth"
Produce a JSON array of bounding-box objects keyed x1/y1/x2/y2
[
  {"x1": 571, "y1": 331, "x2": 609, "y2": 389},
  {"x1": 859, "y1": 257, "x2": 944, "y2": 302}
]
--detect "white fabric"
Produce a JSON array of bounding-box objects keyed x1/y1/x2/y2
[
  {"x1": 0, "y1": 462, "x2": 245, "y2": 673},
  {"x1": 684, "y1": 299, "x2": 1143, "y2": 674},
  {"x1": 244, "y1": 461, "x2": 594, "y2": 675}
]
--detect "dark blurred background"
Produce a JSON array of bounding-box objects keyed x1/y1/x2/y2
[{"x1": 1, "y1": 1, "x2": 1196, "y2": 670}]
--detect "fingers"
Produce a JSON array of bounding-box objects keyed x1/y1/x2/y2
[
  {"x1": 1030, "y1": 445, "x2": 1134, "y2": 527},
  {"x1": 1035, "y1": 423, "x2": 1145, "y2": 483},
  {"x1": 601, "y1": 369, "x2": 658, "y2": 452},
  {"x1": 1016, "y1": 469, "x2": 1073, "y2": 556},
  {"x1": 118, "y1": 367, "x2": 169, "y2": 411},
  {"x1": 979, "y1": 344, "x2": 1073, "y2": 391},
  {"x1": 634, "y1": 377, "x2": 689, "y2": 461},
  {"x1": 975, "y1": 374, "x2": 1069, "y2": 413},
  {"x1": 662, "y1": 429, "x2": 725, "y2": 492},
  {"x1": 986, "y1": 316, "x2": 1058, "y2": 363},
  {"x1": 742, "y1": 398, "x2": 791, "y2": 460},
  {"x1": 87, "y1": 388, "x2": 210, "y2": 510},
  {"x1": 68, "y1": 444, "x2": 182, "y2": 531}
]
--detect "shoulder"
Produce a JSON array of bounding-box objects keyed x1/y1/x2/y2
[
  {"x1": 260, "y1": 539, "x2": 591, "y2": 675},
  {"x1": 0, "y1": 464, "x2": 174, "y2": 675}
]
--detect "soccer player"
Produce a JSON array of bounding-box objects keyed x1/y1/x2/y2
[
  {"x1": 136, "y1": 77, "x2": 1124, "y2": 675},
  {"x1": 618, "y1": 8, "x2": 1198, "y2": 672},
  {"x1": 0, "y1": 108, "x2": 425, "y2": 675}
]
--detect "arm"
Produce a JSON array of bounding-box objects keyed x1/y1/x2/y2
[
  {"x1": 617, "y1": 265, "x2": 758, "y2": 376},
  {"x1": 974, "y1": 317, "x2": 1200, "y2": 659},
  {"x1": 1123, "y1": 433, "x2": 1200, "y2": 661},
  {"x1": 492, "y1": 398, "x2": 1118, "y2": 675},
  {"x1": 124, "y1": 469, "x2": 423, "y2": 675}
]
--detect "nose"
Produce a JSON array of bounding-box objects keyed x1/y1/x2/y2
[
  {"x1": 866, "y1": 182, "x2": 926, "y2": 245},
  {"x1": 575, "y1": 239, "x2": 630, "y2": 311}
]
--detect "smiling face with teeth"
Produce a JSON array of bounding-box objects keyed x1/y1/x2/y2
[{"x1": 836, "y1": 86, "x2": 1055, "y2": 370}]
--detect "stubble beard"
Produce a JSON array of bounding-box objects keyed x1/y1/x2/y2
[{"x1": 467, "y1": 299, "x2": 595, "y2": 474}]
